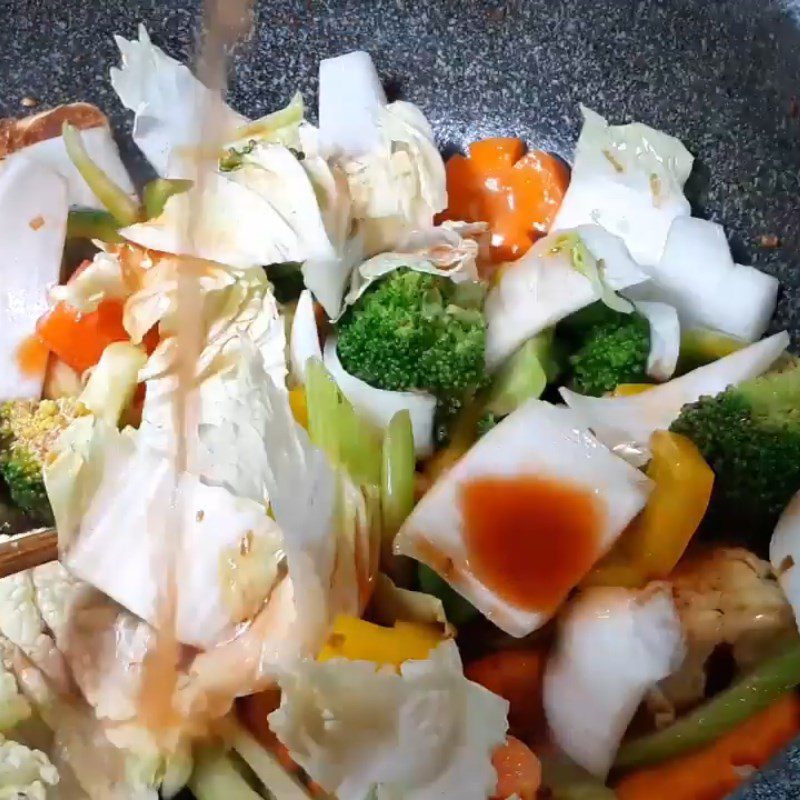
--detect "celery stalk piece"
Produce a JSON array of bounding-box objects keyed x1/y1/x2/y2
[
  {"x1": 381, "y1": 410, "x2": 416, "y2": 580},
  {"x1": 142, "y1": 177, "x2": 193, "y2": 219},
  {"x1": 417, "y1": 564, "x2": 477, "y2": 627},
  {"x1": 305, "y1": 357, "x2": 382, "y2": 487},
  {"x1": 189, "y1": 749, "x2": 263, "y2": 800},
  {"x1": 615, "y1": 640, "x2": 800, "y2": 770},
  {"x1": 62, "y1": 122, "x2": 141, "y2": 226},
  {"x1": 232, "y1": 91, "x2": 305, "y2": 145},
  {"x1": 381, "y1": 410, "x2": 415, "y2": 538},
  {"x1": 232, "y1": 727, "x2": 312, "y2": 799},
  {"x1": 540, "y1": 755, "x2": 618, "y2": 800},
  {"x1": 65, "y1": 209, "x2": 124, "y2": 243}
]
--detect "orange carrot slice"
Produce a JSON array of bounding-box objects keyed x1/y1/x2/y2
[
  {"x1": 615, "y1": 693, "x2": 800, "y2": 800},
  {"x1": 441, "y1": 138, "x2": 569, "y2": 266},
  {"x1": 492, "y1": 735, "x2": 542, "y2": 800},
  {"x1": 465, "y1": 649, "x2": 547, "y2": 744}
]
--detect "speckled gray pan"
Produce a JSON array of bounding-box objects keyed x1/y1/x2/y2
[{"x1": 1, "y1": 0, "x2": 799, "y2": 796}]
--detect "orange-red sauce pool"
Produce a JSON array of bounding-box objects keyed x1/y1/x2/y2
[{"x1": 461, "y1": 475, "x2": 603, "y2": 613}]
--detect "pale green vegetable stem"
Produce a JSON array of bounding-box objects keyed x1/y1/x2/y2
[
  {"x1": 380, "y1": 410, "x2": 415, "y2": 544},
  {"x1": 62, "y1": 122, "x2": 141, "y2": 226},
  {"x1": 615, "y1": 640, "x2": 800, "y2": 770}
]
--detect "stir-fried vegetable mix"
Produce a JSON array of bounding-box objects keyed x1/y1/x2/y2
[{"x1": 0, "y1": 25, "x2": 798, "y2": 800}]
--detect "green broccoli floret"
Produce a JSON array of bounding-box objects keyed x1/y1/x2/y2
[
  {"x1": 337, "y1": 268, "x2": 487, "y2": 395},
  {"x1": 0, "y1": 398, "x2": 83, "y2": 524},
  {"x1": 566, "y1": 311, "x2": 650, "y2": 396},
  {"x1": 670, "y1": 364, "x2": 800, "y2": 535}
]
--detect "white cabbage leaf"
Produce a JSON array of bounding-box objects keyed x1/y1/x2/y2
[
  {"x1": 484, "y1": 225, "x2": 649, "y2": 370},
  {"x1": 5, "y1": 125, "x2": 135, "y2": 210},
  {"x1": 110, "y1": 24, "x2": 246, "y2": 177},
  {"x1": 323, "y1": 337, "x2": 437, "y2": 457},
  {"x1": 369, "y1": 573, "x2": 449, "y2": 630},
  {"x1": 254, "y1": 354, "x2": 353, "y2": 653},
  {"x1": 230, "y1": 144, "x2": 354, "y2": 318},
  {"x1": 79, "y1": 341, "x2": 147, "y2": 425},
  {"x1": 340, "y1": 220, "x2": 485, "y2": 311},
  {"x1": 0, "y1": 157, "x2": 68, "y2": 401},
  {"x1": 318, "y1": 50, "x2": 446, "y2": 255},
  {"x1": 134, "y1": 264, "x2": 286, "y2": 460},
  {"x1": 344, "y1": 101, "x2": 448, "y2": 256},
  {"x1": 560, "y1": 330, "x2": 789, "y2": 459},
  {"x1": 225, "y1": 91, "x2": 305, "y2": 153},
  {"x1": 120, "y1": 167, "x2": 312, "y2": 270},
  {"x1": 544, "y1": 584, "x2": 684, "y2": 777},
  {"x1": 629, "y1": 216, "x2": 779, "y2": 342},
  {"x1": 633, "y1": 300, "x2": 680, "y2": 382},
  {"x1": 553, "y1": 106, "x2": 693, "y2": 267},
  {"x1": 268, "y1": 640, "x2": 508, "y2": 800},
  {"x1": 394, "y1": 401, "x2": 652, "y2": 637},
  {"x1": 120, "y1": 142, "x2": 356, "y2": 318},
  {"x1": 50, "y1": 250, "x2": 130, "y2": 313},
  {"x1": 46, "y1": 420, "x2": 283, "y2": 649}
]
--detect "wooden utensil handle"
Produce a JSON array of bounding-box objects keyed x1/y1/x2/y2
[{"x1": 0, "y1": 528, "x2": 58, "y2": 578}]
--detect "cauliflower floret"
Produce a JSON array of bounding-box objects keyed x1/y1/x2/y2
[
  {"x1": 0, "y1": 560, "x2": 190, "y2": 800},
  {"x1": 0, "y1": 735, "x2": 58, "y2": 800},
  {"x1": 0, "y1": 561, "x2": 69, "y2": 693},
  {"x1": 0, "y1": 665, "x2": 31, "y2": 734},
  {"x1": 648, "y1": 546, "x2": 795, "y2": 726}
]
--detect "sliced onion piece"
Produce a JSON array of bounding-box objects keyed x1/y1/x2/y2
[
  {"x1": 6, "y1": 124, "x2": 135, "y2": 211},
  {"x1": 560, "y1": 330, "x2": 789, "y2": 457},
  {"x1": 394, "y1": 401, "x2": 652, "y2": 637},
  {"x1": 289, "y1": 290, "x2": 323, "y2": 384},
  {"x1": 771, "y1": 493, "x2": 800, "y2": 633},
  {"x1": 552, "y1": 106, "x2": 693, "y2": 267},
  {"x1": 318, "y1": 51, "x2": 387, "y2": 158},
  {"x1": 323, "y1": 337, "x2": 435, "y2": 457},
  {"x1": 634, "y1": 217, "x2": 779, "y2": 342},
  {"x1": 0, "y1": 158, "x2": 68, "y2": 401},
  {"x1": 633, "y1": 301, "x2": 680, "y2": 381},
  {"x1": 543, "y1": 584, "x2": 684, "y2": 778}
]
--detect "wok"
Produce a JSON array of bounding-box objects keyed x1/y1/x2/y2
[{"x1": 1, "y1": 0, "x2": 799, "y2": 796}]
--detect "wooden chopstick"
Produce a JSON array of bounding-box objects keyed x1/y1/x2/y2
[{"x1": 0, "y1": 528, "x2": 58, "y2": 579}]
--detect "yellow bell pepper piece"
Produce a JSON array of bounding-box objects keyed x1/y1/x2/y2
[
  {"x1": 585, "y1": 430, "x2": 714, "y2": 588},
  {"x1": 318, "y1": 615, "x2": 442, "y2": 670},
  {"x1": 288, "y1": 387, "x2": 308, "y2": 429},
  {"x1": 612, "y1": 383, "x2": 653, "y2": 397}
]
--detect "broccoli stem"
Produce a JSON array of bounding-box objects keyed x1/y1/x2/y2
[
  {"x1": 305, "y1": 358, "x2": 382, "y2": 487},
  {"x1": 614, "y1": 640, "x2": 800, "y2": 770}
]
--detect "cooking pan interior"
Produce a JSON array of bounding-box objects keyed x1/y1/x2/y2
[{"x1": 1, "y1": 0, "x2": 799, "y2": 796}]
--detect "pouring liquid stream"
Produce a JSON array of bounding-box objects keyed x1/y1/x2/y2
[{"x1": 137, "y1": 0, "x2": 255, "y2": 738}]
